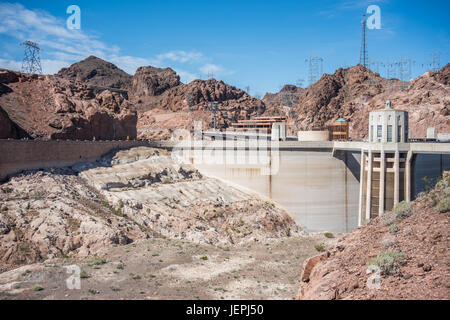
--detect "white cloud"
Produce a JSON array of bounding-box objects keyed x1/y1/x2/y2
[
  {"x1": 0, "y1": 2, "x2": 231, "y2": 82},
  {"x1": 157, "y1": 50, "x2": 203, "y2": 64},
  {"x1": 175, "y1": 69, "x2": 199, "y2": 83},
  {"x1": 199, "y1": 63, "x2": 234, "y2": 77},
  {"x1": 0, "y1": 2, "x2": 143, "y2": 74},
  {"x1": 41, "y1": 59, "x2": 72, "y2": 74},
  {"x1": 108, "y1": 55, "x2": 155, "y2": 74},
  {"x1": 0, "y1": 58, "x2": 22, "y2": 71}
]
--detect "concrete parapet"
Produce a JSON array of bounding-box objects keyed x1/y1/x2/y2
[{"x1": 0, "y1": 140, "x2": 164, "y2": 181}]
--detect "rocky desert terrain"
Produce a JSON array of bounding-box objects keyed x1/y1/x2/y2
[
  {"x1": 0, "y1": 146, "x2": 351, "y2": 300},
  {"x1": 0, "y1": 147, "x2": 302, "y2": 269},
  {"x1": 297, "y1": 173, "x2": 449, "y2": 300},
  {"x1": 0, "y1": 232, "x2": 338, "y2": 300}
]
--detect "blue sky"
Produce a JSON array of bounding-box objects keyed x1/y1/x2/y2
[{"x1": 0, "y1": 0, "x2": 449, "y2": 95}]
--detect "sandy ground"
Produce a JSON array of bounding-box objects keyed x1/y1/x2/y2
[{"x1": 0, "y1": 233, "x2": 339, "y2": 300}]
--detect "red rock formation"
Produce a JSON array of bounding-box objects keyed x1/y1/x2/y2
[
  {"x1": 0, "y1": 69, "x2": 137, "y2": 140},
  {"x1": 130, "y1": 66, "x2": 181, "y2": 102},
  {"x1": 266, "y1": 64, "x2": 449, "y2": 140},
  {"x1": 56, "y1": 55, "x2": 132, "y2": 90},
  {"x1": 263, "y1": 84, "x2": 305, "y2": 113},
  {"x1": 0, "y1": 106, "x2": 29, "y2": 139},
  {"x1": 135, "y1": 78, "x2": 265, "y2": 139}
]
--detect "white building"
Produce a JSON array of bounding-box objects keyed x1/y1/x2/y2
[{"x1": 368, "y1": 101, "x2": 409, "y2": 143}]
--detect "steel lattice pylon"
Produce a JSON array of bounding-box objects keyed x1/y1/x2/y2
[
  {"x1": 21, "y1": 41, "x2": 43, "y2": 74},
  {"x1": 359, "y1": 15, "x2": 369, "y2": 68},
  {"x1": 305, "y1": 56, "x2": 323, "y2": 87}
]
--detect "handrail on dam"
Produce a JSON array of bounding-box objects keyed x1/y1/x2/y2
[
  {"x1": 333, "y1": 141, "x2": 450, "y2": 154},
  {"x1": 170, "y1": 140, "x2": 449, "y2": 154}
]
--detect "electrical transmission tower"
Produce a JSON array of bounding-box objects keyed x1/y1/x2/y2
[
  {"x1": 295, "y1": 78, "x2": 304, "y2": 88},
  {"x1": 394, "y1": 58, "x2": 415, "y2": 82},
  {"x1": 369, "y1": 59, "x2": 384, "y2": 74},
  {"x1": 208, "y1": 101, "x2": 220, "y2": 131},
  {"x1": 185, "y1": 93, "x2": 194, "y2": 112},
  {"x1": 431, "y1": 52, "x2": 441, "y2": 71},
  {"x1": 422, "y1": 52, "x2": 442, "y2": 73},
  {"x1": 359, "y1": 14, "x2": 369, "y2": 68},
  {"x1": 385, "y1": 61, "x2": 396, "y2": 79},
  {"x1": 21, "y1": 41, "x2": 43, "y2": 74},
  {"x1": 305, "y1": 56, "x2": 323, "y2": 86}
]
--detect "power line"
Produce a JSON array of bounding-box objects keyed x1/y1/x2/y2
[{"x1": 369, "y1": 59, "x2": 384, "y2": 74}]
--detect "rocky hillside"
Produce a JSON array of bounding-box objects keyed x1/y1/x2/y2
[
  {"x1": 0, "y1": 147, "x2": 301, "y2": 270},
  {"x1": 56, "y1": 56, "x2": 132, "y2": 90},
  {"x1": 135, "y1": 76, "x2": 265, "y2": 140},
  {"x1": 2, "y1": 55, "x2": 448, "y2": 141},
  {"x1": 263, "y1": 84, "x2": 305, "y2": 112},
  {"x1": 130, "y1": 66, "x2": 181, "y2": 104},
  {"x1": 0, "y1": 69, "x2": 137, "y2": 140},
  {"x1": 297, "y1": 173, "x2": 449, "y2": 300},
  {"x1": 265, "y1": 64, "x2": 450, "y2": 140},
  {"x1": 0, "y1": 106, "x2": 29, "y2": 139},
  {"x1": 262, "y1": 85, "x2": 305, "y2": 135}
]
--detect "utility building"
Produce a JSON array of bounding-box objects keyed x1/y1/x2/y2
[{"x1": 331, "y1": 115, "x2": 349, "y2": 141}]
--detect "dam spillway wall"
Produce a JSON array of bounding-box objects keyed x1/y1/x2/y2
[
  {"x1": 195, "y1": 150, "x2": 362, "y2": 233},
  {"x1": 194, "y1": 150, "x2": 449, "y2": 233}
]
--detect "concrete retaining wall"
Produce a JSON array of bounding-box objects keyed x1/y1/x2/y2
[
  {"x1": 298, "y1": 131, "x2": 330, "y2": 142},
  {"x1": 0, "y1": 140, "x2": 160, "y2": 181}
]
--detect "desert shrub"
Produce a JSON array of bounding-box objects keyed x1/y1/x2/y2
[
  {"x1": 324, "y1": 232, "x2": 335, "y2": 239},
  {"x1": 161, "y1": 177, "x2": 173, "y2": 184},
  {"x1": 31, "y1": 285, "x2": 44, "y2": 292},
  {"x1": 393, "y1": 201, "x2": 412, "y2": 220},
  {"x1": 368, "y1": 250, "x2": 406, "y2": 275},
  {"x1": 389, "y1": 224, "x2": 399, "y2": 234},
  {"x1": 116, "y1": 263, "x2": 124, "y2": 270},
  {"x1": 381, "y1": 212, "x2": 397, "y2": 226},
  {"x1": 436, "y1": 198, "x2": 450, "y2": 213},
  {"x1": 434, "y1": 176, "x2": 449, "y2": 194},
  {"x1": 315, "y1": 243, "x2": 326, "y2": 252},
  {"x1": 1, "y1": 187, "x2": 13, "y2": 194}
]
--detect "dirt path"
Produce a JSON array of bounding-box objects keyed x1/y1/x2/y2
[{"x1": 0, "y1": 233, "x2": 339, "y2": 300}]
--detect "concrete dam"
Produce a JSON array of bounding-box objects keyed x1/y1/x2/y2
[
  {"x1": 1, "y1": 139, "x2": 449, "y2": 234},
  {"x1": 176, "y1": 141, "x2": 450, "y2": 233}
]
